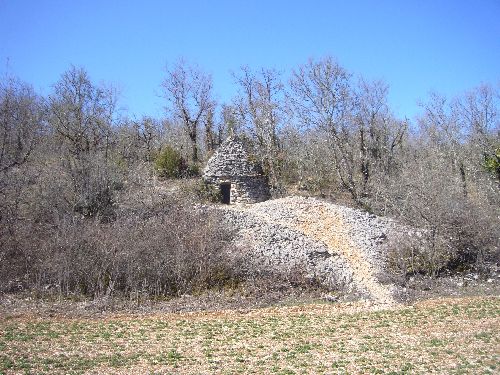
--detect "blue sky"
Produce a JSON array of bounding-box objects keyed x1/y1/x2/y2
[{"x1": 0, "y1": 0, "x2": 498, "y2": 120}]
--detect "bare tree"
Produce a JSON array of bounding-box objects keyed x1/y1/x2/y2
[
  {"x1": 0, "y1": 75, "x2": 44, "y2": 227},
  {"x1": 289, "y1": 57, "x2": 360, "y2": 200},
  {"x1": 114, "y1": 116, "x2": 163, "y2": 165},
  {"x1": 418, "y1": 91, "x2": 469, "y2": 196},
  {"x1": 355, "y1": 79, "x2": 407, "y2": 191},
  {"x1": 288, "y1": 57, "x2": 408, "y2": 204},
  {"x1": 0, "y1": 76, "x2": 43, "y2": 173},
  {"x1": 0, "y1": 75, "x2": 44, "y2": 284},
  {"x1": 49, "y1": 66, "x2": 117, "y2": 158},
  {"x1": 378, "y1": 85, "x2": 500, "y2": 275},
  {"x1": 456, "y1": 84, "x2": 500, "y2": 184},
  {"x1": 233, "y1": 66, "x2": 284, "y2": 187},
  {"x1": 161, "y1": 60, "x2": 215, "y2": 163},
  {"x1": 133, "y1": 116, "x2": 162, "y2": 162},
  {"x1": 418, "y1": 85, "x2": 500, "y2": 196},
  {"x1": 48, "y1": 66, "x2": 119, "y2": 219},
  {"x1": 203, "y1": 107, "x2": 216, "y2": 153}
]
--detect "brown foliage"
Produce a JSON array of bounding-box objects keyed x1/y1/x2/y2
[{"x1": 1, "y1": 198, "x2": 240, "y2": 298}]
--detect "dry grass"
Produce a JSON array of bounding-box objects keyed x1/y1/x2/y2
[{"x1": 0, "y1": 296, "x2": 499, "y2": 374}]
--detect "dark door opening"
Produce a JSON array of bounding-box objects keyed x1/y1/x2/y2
[{"x1": 220, "y1": 183, "x2": 231, "y2": 204}]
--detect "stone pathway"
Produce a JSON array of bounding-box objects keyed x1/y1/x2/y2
[
  {"x1": 224, "y1": 197, "x2": 399, "y2": 307},
  {"x1": 293, "y1": 203, "x2": 397, "y2": 307}
]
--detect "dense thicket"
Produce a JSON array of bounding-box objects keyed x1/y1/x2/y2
[
  {"x1": 1, "y1": 58, "x2": 498, "y2": 298},
  {"x1": 0, "y1": 67, "x2": 239, "y2": 297}
]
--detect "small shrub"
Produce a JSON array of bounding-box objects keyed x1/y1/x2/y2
[
  {"x1": 154, "y1": 145, "x2": 186, "y2": 178},
  {"x1": 194, "y1": 181, "x2": 221, "y2": 203},
  {"x1": 386, "y1": 230, "x2": 451, "y2": 277},
  {"x1": 387, "y1": 203, "x2": 500, "y2": 278},
  {"x1": 183, "y1": 163, "x2": 200, "y2": 177},
  {"x1": 483, "y1": 146, "x2": 500, "y2": 182},
  {"x1": 74, "y1": 185, "x2": 115, "y2": 222}
]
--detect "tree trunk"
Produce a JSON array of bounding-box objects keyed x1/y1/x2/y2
[{"x1": 189, "y1": 130, "x2": 198, "y2": 163}]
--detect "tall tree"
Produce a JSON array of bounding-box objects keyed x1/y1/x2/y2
[
  {"x1": 49, "y1": 66, "x2": 116, "y2": 157},
  {"x1": 0, "y1": 75, "x2": 43, "y2": 235},
  {"x1": 0, "y1": 76, "x2": 43, "y2": 173},
  {"x1": 355, "y1": 79, "x2": 407, "y2": 191},
  {"x1": 48, "y1": 66, "x2": 118, "y2": 219},
  {"x1": 233, "y1": 66, "x2": 284, "y2": 186},
  {"x1": 161, "y1": 60, "x2": 214, "y2": 163},
  {"x1": 457, "y1": 84, "x2": 499, "y2": 184},
  {"x1": 289, "y1": 57, "x2": 360, "y2": 200}
]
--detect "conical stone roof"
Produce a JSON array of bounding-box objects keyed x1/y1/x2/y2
[{"x1": 203, "y1": 136, "x2": 261, "y2": 178}]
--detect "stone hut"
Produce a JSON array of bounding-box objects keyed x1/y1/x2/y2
[{"x1": 203, "y1": 136, "x2": 270, "y2": 204}]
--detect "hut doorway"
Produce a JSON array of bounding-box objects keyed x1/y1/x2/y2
[{"x1": 220, "y1": 183, "x2": 231, "y2": 204}]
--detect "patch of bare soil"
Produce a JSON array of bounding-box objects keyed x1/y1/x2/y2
[{"x1": 1, "y1": 296, "x2": 498, "y2": 374}]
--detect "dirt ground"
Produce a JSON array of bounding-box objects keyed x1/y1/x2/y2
[{"x1": 1, "y1": 294, "x2": 499, "y2": 374}]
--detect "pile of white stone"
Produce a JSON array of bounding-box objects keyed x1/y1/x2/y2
[
  {"x1": 222, "y1": 205, "x2": 356, "y2": 291},
  {"x1": 217, "y1": 196, "x2": 402, "y2": 301}
]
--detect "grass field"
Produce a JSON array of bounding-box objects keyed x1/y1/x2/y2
[{"x1": 0, "y1": 296, "x2": 499, "y2": 374}]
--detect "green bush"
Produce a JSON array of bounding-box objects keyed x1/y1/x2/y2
[
  {"x1": 185, "y1": 163, "x2": 200, "y2": 177},
  {"x1": 483, "y1": 147, "x2": 500, "y2": 182},
  {"x1": 195, "y1": 181, "x2": 222, "y2": 203},
  {"x1": 154, "y1": 145, "x2": 185, "y2": 178}
]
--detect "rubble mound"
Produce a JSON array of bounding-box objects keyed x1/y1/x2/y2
[{"x1": 219, "y1": 196, "x2": 401, "y2": 306}]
